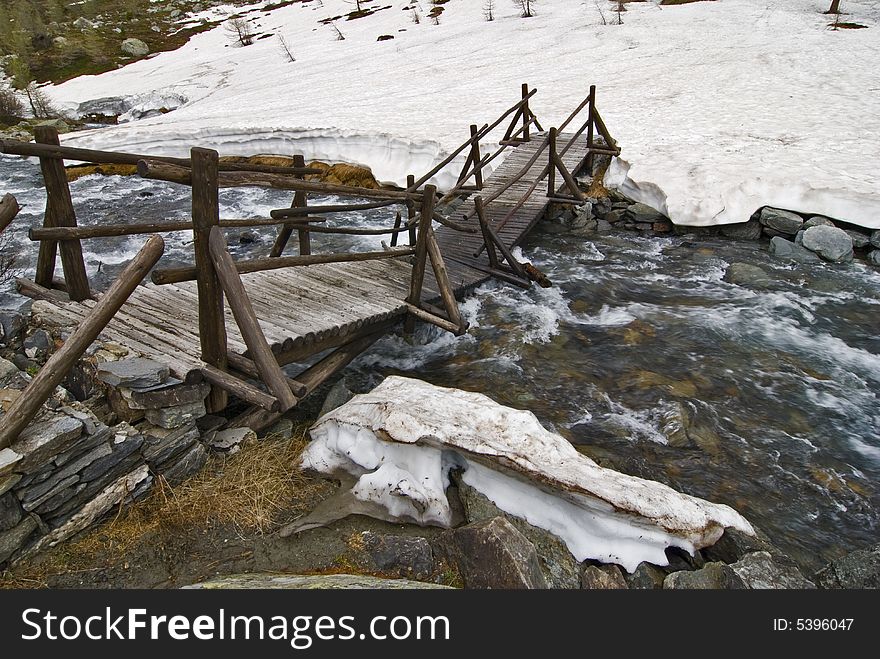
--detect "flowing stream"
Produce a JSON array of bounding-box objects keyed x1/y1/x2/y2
[{"x1": 2, "y1": 155, "x2": 878, "y2": 572}]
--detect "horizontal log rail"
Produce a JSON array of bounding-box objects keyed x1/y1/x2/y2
[
  {"x1": 152, "y1": 246, "x2": 415, "y2": 285},
  {"x1": 270, "y1": 200, "x2": 401, "y2": 218},
  {"x1": 0, "y1": 139, "x2": 322, "y2": 176},
  {"x1": 138, "y1": 159, "x2": 424, "y2": 202}
]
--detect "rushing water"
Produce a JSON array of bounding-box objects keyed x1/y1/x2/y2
[{"x1": 2, "y1": 155, "x2": 878, "y2": 572}]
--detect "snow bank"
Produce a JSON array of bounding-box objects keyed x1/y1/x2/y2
[
  {"x1": 301, "y1": 376, "x2": 753, "y2": 572},
  {"x1": 48, "y1": 1, "x2": 880, "y2": 228}
]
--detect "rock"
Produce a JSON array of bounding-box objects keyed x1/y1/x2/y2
[
  {"x1": 759, "y1": 208, "x2": 804, "y2": 235},
  {"x1": 595, "y1": 219, "x2": 613, "y2": 232},
  {"x1": 96, "y1": 358, "x2": 169, "y2": 388},
  {"x1": 602, "y1": 209, "x2": 626, "y2": 224},
  {"x1": 663, "y1": 562, "x2": 748, "y2": 589},
  {"x1": 794, "y1": 229, "x2": 805, "y2": 245},
  {"x1": 318, "y1": 377, "x2": 355, "y2": 417},
  {"x1": 53, "y1": 442, "x2": 113, "y2": 481},
  {"x1": 35, "y1": 119, "x2": 69, "y2": 134},
  {"x1": 0, "y1": 447, "x2": 22, "y2": 477},
  {"x1": 868, "y1": 250, "x2": 880, "y2": 267},
  {"x1": 448, "y1": 517, "x2": 547, "y2": 589},
  {"x1": 238, "y1": 230, "x2": 259, "y2": 244},
  {"x1": 121, "y1": 38, "x2": 150, "y2": 57},
  {"x1": 206, "y1": 427, "x2": 255, "y2": 453},
  {"x1": 17, "y1": 470, "x2": 80, "y2": 511},
  {"x1": 0, "y1": 473, "x2": 21, "y2": 497},
  {"x1": 53, "y1": 427, "x2": 112, "y2": 466},
  {"x1": 626, "y1": 562, "x2": 667, "y2": 589},
  {"x1": 723, "y1": 262, "x2": 772, "y2": 288},
  {"x1": 169, "y1": 9, "x2": 182, "y2": 18},
  {"x1": 196, "y1": 414, "x2": 225, "y2": 434},
  {"x1": 870, "y1": 230, "x2": 880, "y2": 249},
  {"x1": 844, "y1": 230, "x2": 870, "y2": 249},
  {"x1": 73, "y1": 17, "x2": 97, "y2": 30},
  {"x1": 142, "y1": 423, "x2": 200, "y2": 467},
  {"x1": 801, "y1": 225, "x2": 853, "y2": 263},
  {"x1": 730, "y1": 551, "x2": 815, "y2": 589},
  {"x1": 721, "y1": 219, "x2": 762, "y2": 241},
  {"x1": 652, "y1": 220, "x2": 673, "y2": 233},
  {"x1": 79, "y1": 430, "x2": 144, "y2": 481},
  {"x1": 123, "y1": 382, "x2": 209, "y2": 410},
  {"x1": 24, "y1": 466, "x2": 150, "y2": 557},
  {"x1": 0, "y1": 357, "x2": 20, "y2": 386},
  {"x1": 581, "y1": 564, "x2": 628, "y2": 589},
  {"x1": 769, "y1": 236, "x2": 820, "y2": 263},
  {"x1": 144, "y1": 400, "x2": 206, "y2": 429},
  {"x1": 0, "y1": 311, "x2": 26, "y2": 346},
  {"x1": 263, "y1": 418, "x2": 294, "y2": 439},
  {"x1": 0, "y1": 492, "x2": 23, "y2": 531},
  {"x1": 9, "y1": 355, "x2": 31, "y2": 373},
  {"x1": 361, "y1": 532, "x2": 434, "y2": 580},
  {"x1": 702, "y1": 527, "x2": 777, "y2": 564},
  {"x1": 11, "y1": 415, "x2": 84, "y2": 472},
  {"x1": 0, "y1": 515, "x2": 38, "y2": 563},
  {"x1": 815, "y1": 543, "x2": 880, "y2": 589},
  {"x1": 53, "y1": 36, "x2": 68, "y2": 48},
  {"x1": 23, "y1": 329, "x2": 52, "y2": 359},
  {"x1": 159, "y1": 442, "x2": 208, "y2": 486},
  {"x1": 185, "y1": 573, "x2": 452, "y2": 589},
  {"x1": 625, "y1": 202, "x2": 665, "y2": 224},
  {"x1": 454, "y1": 474, "x2": 579, "y2": 588},
  {"x1": 803, "y1": 215, "x2": 835, "y2": 229}
]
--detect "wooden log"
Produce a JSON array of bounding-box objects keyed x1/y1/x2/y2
[
  {"x1": 190, "y1": 147, "x2": 228, "y2": 412},
  {"x1": 16, "y1": 277, "x2": 70, "y2": 303},
  {"x1": 547, "y1": 127, "x2": 557, "y2": 197},
  {"x1": 552, "y1": 147, "x2": 585, "y2": 201},
  {"x1": 404, "y1": 302, "x2": 463, "y2": 334},
  {"x1": 270, "y1": 199, "x2": 398, "y2": 218},
  {"x1": 406, "y1": 174, "x2": 417, "y2": 246},
  {"x1": 34, "y1": 126, "x2": 91, "y2": 301},
  {"x1": 152, "y1": 246, "x2": 414, "y2": 285},
  {"x1": 207, "y1": 227, "x2": 297, "y2": 411},
  {"x1": 0, "y1": 236, "x2": 164, "y2": 450},
  {"x1": 475, "y1": 197, "x2": 499, "y2": 269},
  {"x1": 390, "y1": 210, "x2": 403, "y2": 248},
  {"x1": 425, "y1": 229, "x2": 463, "y2": 330},
  {"x1": 270, "y1": 154, "x2": 306, "y2": 257},
  {"x1": 470, "y1": 124, "x2": 484, "y2": 190},
  {"x1": 521, "y1": 83, "x2": 531, "y2": 142},
  {"x1": 408, "y1": 124, "x2": 487, "y2": 191},
  {"x1": 559, "y1": 87, "x2": 594, "y2": 134},
  {"x1": 138, "y1": 159, "x2": 420, "y2": 201},
  {"x1": 200, "y1": 364, "x2": 281, "y2": 412},
  {"x1": 0, "y1": 193, "x2": 19, "y2": 233},
  {"x1": 226, "y1": 352, "x2": 308, "y2": 398},
  {"x1": 273, "y1": 318, "x2": 399, "y2": 367},
  {"x1": 447, "y1": 257, "x2": 531, "y2": 289},
  {"x1": 407, "y1": 185, "x2": 435, "y2": 309}
]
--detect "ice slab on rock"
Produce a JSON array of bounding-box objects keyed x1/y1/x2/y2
[{"x1": 301, "y1": 376, "x2": 753, "y2": 573}]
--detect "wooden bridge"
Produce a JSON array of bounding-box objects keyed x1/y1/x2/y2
[{"x1": 0, "y1": 84, "x2": 619, "y2": 447}]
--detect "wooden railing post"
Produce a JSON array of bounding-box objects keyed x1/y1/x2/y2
[
  {"x1": 406, "y1": 174, "x2": 417, "y2": 246},
  {"x1": 586, "y1": 85, "x2": 596, "y2": 173},
  {"x1": 33, "y1": 126, "x2": 91, "y2": 301},
  {"x1": 547, "y1": 127, "x2": 557, "y2": 197},
  {"x1": 0, "y1": 236, "x2": 164, "y2": 450},
  {"x1": 405, "y1": 184, "x2": 436, "y2": 333},
  {"x1": 470, "y1": 124, "x2": 484, "y2": 190},
  {"x1": 522, "y1": 83, "x2": 531, "y2": 142},
  {"x1": 191, "y1": 147, "x2": 228, "y2": 413},
  {"x1": 270, "y1": 154, "x2": 308, "y2": 257}
]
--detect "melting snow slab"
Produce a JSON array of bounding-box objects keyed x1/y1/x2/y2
[{"x1": 299, "y1": 376, "x2": 753, "y2": 573}]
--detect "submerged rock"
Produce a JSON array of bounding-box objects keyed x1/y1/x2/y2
[
  {"x1": 297, "y1": 376, "x2": 753, "y2": 573},
  {"x1": 723, "y1": 262, "x2": 772, "y2": 288},
  {"x1": 769, "y1": 236, "x2": 820, "y2": 263},
  {"x1": 801, "y1": 225, "x2": 853, "y2": 263},
  {"x1": 815, "y1": 543, "x2": 880, "y2": 589}
]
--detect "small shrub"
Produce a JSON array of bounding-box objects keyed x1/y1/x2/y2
[{"x1": 0, "y1": 88, "x2": 26, "y2": 118}]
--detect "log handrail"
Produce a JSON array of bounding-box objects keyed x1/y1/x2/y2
[
  {"x1": 0, "y1": 235, "x2": 165, "y2": 450},
  {"x1": 0, "y1": 193, "x2": 20, "y2": 233}
]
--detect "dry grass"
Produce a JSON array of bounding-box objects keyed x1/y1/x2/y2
[
  {"x1": 584, "y1": 159, "x2": 612, "y2": 198},
  {"x1": 1, "y1": 427, "x2": 322, "y2": 588},
  {"x1": 66, "y1": 164, "x2": 139, "y2": 182}
]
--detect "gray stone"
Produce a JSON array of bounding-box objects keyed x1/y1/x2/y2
[
  {"x1": 206, "y1": 427, "x2": 255, "y2": 453},
  {"x1": 53, "y1": 427, "x2": 112, "y2": 466},
  {"x1": 0, "y1": 357, "x2": 20, "y2": 386},
  {"x1": 626, "y1": 562, "x2": 666, "y2": 589},
  {"x1": 702, "y1": 527, "x2": 783, "y2": 564},
  {"x1": 0, "y1": 311, "x2": 26, "y2": 346},
  {"x1": 124, "y1": 382, "x2": 209, "y2": 410},
  {"x1": 121, "y1": 38, "x2": 150, "y2": 56},
  {"x1": 844, "y1": 230, "x2": 870, "y2": 249},
  {"x1": 362, "y1": 532, "x2": 434, "y2": 580},
  {"x1": 196, "y1": 414, "x2": 225, "y2": 433},
  {"x1": 53, "y1": 36, "x2": 68, "y2": 48},
  {"x1": 96, "y1": 358, "x2": 169, "y2": 388},
  {"x1": 23, "y1": 329, "x2": 51, "y2": 359},
  {"x1": 143, "y1": 423, "x2": 200, "y2": 467},
  {"x1": 803, "y1": 215, "x2": 836, "y2": 229},
  {"x1": 79, "y1": 432, "x2": 144, "y2": 482},
  {"x1": 448, "y1": 517, "x2": 547, "y2": 589},
  {"x1": 185, "y1": 573, "x2": 452, "y2": 589},
  {"x1": 759, "y1": 207, "x2": 804, "y2": 235},
  {"x1": 721, "y1": 219, "x2": 762, "y2": 241},
  {"x1": 663, "y1": 562, "x2": 748, "y2": 589},
  {"x1": 870, "y1": 230, "x2": 880, "y2": 249},
  {"x1": 0, "y1": 473, "x2": 21, "y2": 497},
  {"x1": 54, "y1": 442, "x2": 113, "y2": 481},
  {"x1": 0, "y1": 491, "x2": 23, "y2": 531},
  {"x1": 263, "y1": 418, "x2": 294, "y2": 439},
  {"x1": 35, "y1": 482, "x2": 88, "y2": 517},
  {"x1": 868, "y1": 250, "x2": 880, "y2": 267},
  {"x1": 238, "y1": 230, "x2": 259, "y2": 244},
  {"x1": 73, "y1": 17, "x2": 97, "y2": 30},
  {"x1": 730, "y1": 551, "x2": 815, "y2": 589},
  {"x1": 0, "y1": 515, "x2": 38, "y2": 563},
  {"x1": 815, "y1": 543, "x2": 880, "y2": 589},
  {"x1": 794, "y1": 229, "x2": 805, "y2": 245},
  {"x1": 801, "y1": 225, "x2": 853, "y2": 263},
  {"x1": 626, "y1": 202, "x2": 665, "y2": 224},
  {"x1": 454, "y1": 475, "x2": 579, "y2": 588},
  {"x1": 144, "y1": 400, "x2": 206, "y2": 429},
  {"x1": 159, "y1": 442, "x2": 208, "y2": 486},
  {"x1": 602, "y1": 209, "x2": 626, "y2": 224},
  {"x1": 769, "y1": 236, "x2": 820, "y2": 263},
  {"x1": 35, "y1": 119, "x2": 69, "y2": 134},
  {"x1": 0, "y1": 447, "x2": 22, "y2": 478},
  {"x1": 11, "y1": 415, "x2": 84, "y2": 472},
  {"x1": 595, "y1": 219, "x2": 613, "y2": 232},
  {"x1": 18, "y1": 470, "x2": 80, "y2": 509},
  {"x1": 581, "y1": 564, "x2": 628, "y2": 589},
  {"x1": 319, "y1": 378, "x2": 355, "y2": 417},
  {"x1": 723, "y1": 262, "x2": 772, "y2": 289}
]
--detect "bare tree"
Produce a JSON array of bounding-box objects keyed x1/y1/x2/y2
[
  {"x1": 328, "y1": 20, "x2": 345, "y2": 40},
  {"x1": 411, "y1": 8, "x2": 421, "y2": 23},
  {"x1": 594, "y1": 0, "x2": 607, "y2": 26},
  {"x1": 277, "y1": 35, "x2": 295, "y2": 62},
  {"x1": 615, "y1": 1, "x2": 625, "y2": 25},
  {"x1": 225, "y1": 16, "x2": 255, "y2": 47},
  {"x1": 484, "y1": 0, "x2": 495, "y2": 21},
  {"x1": 514, "y1": 0, "x2": 534, "y2": 18}
]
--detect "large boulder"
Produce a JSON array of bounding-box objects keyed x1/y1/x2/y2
[
  {"x1": 625, "y1": 202, "x2": 666, "y2": 224},
  {"x1": 721, "y1": 219, "x2": 762, "y2": 241},
  {"x1": 581, "y1": 564, "x2": 628, "y2": 589},
  {"x1": 723, "y1": 262, "x2": 773, "y2": 289},
  {"x1": 759, "y1": 208, "x2": 803, "y2": 235},
  {"x1": 769, "y1": 236, "x2": 820, "y2": 264},
  {"x1": 663, "y1": 562, "x2": 748, "y2": 589},
  {"x1": 844, "y1": 229, "x2": 870, "y2": 249},
  {"x1": 121, "y1": 38, "x2": 150, "y2": 57},
  {"x1": 870, "y1": 230, "x2": 880, "y2": 249},
  {"x1": 448, "y1": 517, "x2": 547, "y2": 589},
  {"x1": 803, "y1": 216, "x2": 835, "y2": 229},
  {"x1": 868, "y1": 250, "x2": 880, "y2": 267},
  {"x1": 801, "y1": 225, "x2": 853, "y2": 263},
  {"x1": 815, "y1": 544, "x2": 880, "y2": 589},
  {"x1": 730, "y1": 551, "x2": 815, "y2": 589}
]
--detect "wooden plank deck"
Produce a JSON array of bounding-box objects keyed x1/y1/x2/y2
[
  {"x1": 428, "y1": 131, "x2": 588, "y2": 296},
  {"x1": 29, "y1": 132, "x2": 588, "y2": 380}
]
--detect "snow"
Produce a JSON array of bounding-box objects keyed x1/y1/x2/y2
[
  {"x1": 46, "y1": 1, "x2": 880, "y2": 228},
  {"x1": 301, "y1": 376, "x2": 754, "y2": 572}
]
